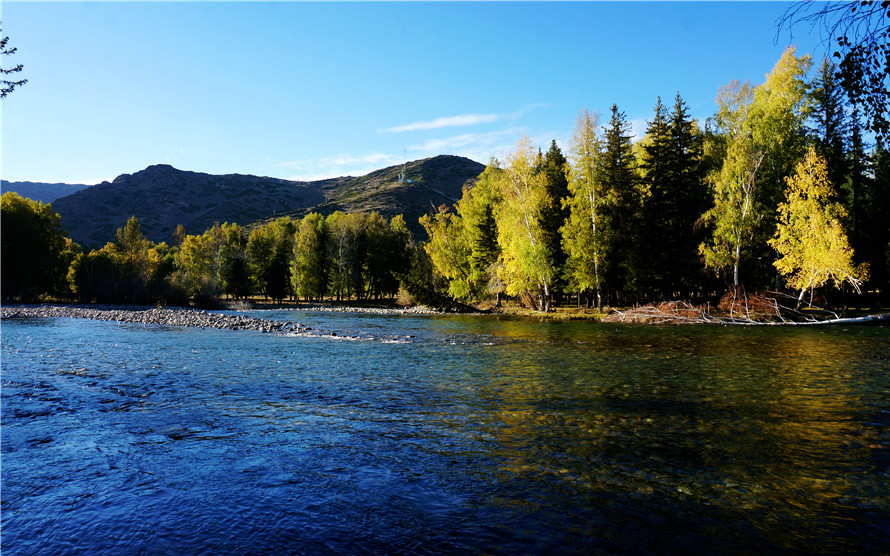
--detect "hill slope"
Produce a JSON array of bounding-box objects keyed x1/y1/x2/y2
[
  {"x1": 1, "y1": 181, "x2": 91, "y2": 203},
  {"x1": 51, "y1": 155, "x2": 484, "y2": 247}
]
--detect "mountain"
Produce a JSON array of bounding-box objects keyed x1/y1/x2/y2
[
  {"x1": 50, "y1": 155, "x2": 485, "y2": 248},
  {"x1": 1, "y1": 180, "x2": 91, "y2": 203}
]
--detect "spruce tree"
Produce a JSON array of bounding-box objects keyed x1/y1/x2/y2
[
  {"x1": 810, "y1": 58, "x2": 849, "y2": 194},
  {"x1": 538, "y1": 140, "x2": 570, "y2": 300},
  {"x1": 635, "y1": 97, "x2": 673, "y2": 298},
  {"x1": 599, "y1": 104, "x2": 639, "y2": 303},
  {"x1": 667, "y1": 93, "x2": 708, "y2": 297},
  {"x1": 637, "y1": 94, "x2": 706, "y2": 299}
]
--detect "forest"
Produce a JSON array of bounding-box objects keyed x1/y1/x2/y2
[{"x1": 2, "y1": 48, "x2": 888, "y2": 312}]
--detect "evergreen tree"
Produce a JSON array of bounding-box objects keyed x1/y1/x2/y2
[
  {"x1": 666, "y1": 93, "x2": 708, "y2": 296},
  {"x1": 459, "y1": 163, "x2": 502, "y2": 300},
  {"x1": 810, "y1": 58, "x2": 849, "y2": 193},
  {"x1": 635, "y1": 97, "x2": 673, "y2": 297},
  {"x1": 538, "y1": 140, "x2": 570, "y2": 299},
  {"x1": 599, "y1": 104, "x2": 640, "y2": 302}
]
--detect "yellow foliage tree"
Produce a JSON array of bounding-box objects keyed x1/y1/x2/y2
[{"x1": 769, "y1": 146, "x2": 865, "y2": 305}]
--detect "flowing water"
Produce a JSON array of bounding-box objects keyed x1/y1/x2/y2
[{"x1": 2, "y1": 311, "x2": 888, "y2": 554}]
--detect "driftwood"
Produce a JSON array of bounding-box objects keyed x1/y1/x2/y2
[
  {"x1": 602, "y1": 301, "x2": 722, "y2": 325},
  {"x1": 602, "y1": 291, "x2": 890, "y2": 326}
]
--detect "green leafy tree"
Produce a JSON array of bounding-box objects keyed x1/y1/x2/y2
[
  {"x1": 176, "y1": 231, "x2": 219, "y2": 304},
  {"x1": 68, "y1": 247, "x2": 119, "y2": 304},
  {"x1": 419, "y1": 205, "x2": 473, "y2": 300},
  {"x1": 701, "y1": 47, "x2": 812, "y2": 287},
  {"x1": 266, "y1": 239, "x2": 292, "y2": 303},
  {"x1": 112, "y1": 216, "x2": 159, "y2": 303},
  {"x1": 562, "y1": 109, "x2": 606, "y2": 308},
  {"x1": 217, "y1": 223, "x2": 251, "y2": 300},
  {"x1": 1, "y1": 192, "x2": 71, "y2": 300},
  {"x1": 326, "y1": 212, "x2": 365, "y2": 301},
  {"x1": 495, "y1": 136, "x2": 555, "y2": 311},
  {"x1": 382, "y1": 214, "x2": 412, "y2": 297},
  {"x1": 294, "y1": 213, "x2": 329, "y2": 301},
  {"x1": 769, "y1": 146, "x2": 864, "y2": 304},
  {"x1": 247, "y1": 224, "x2": 275, "y2": 297}
]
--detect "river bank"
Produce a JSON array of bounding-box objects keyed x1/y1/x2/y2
[{"x1": 0, "y1": 304, "x2": 311, "y2": 334}]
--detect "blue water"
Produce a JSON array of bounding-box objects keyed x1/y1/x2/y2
[{"x1": 2, "y1": 311, "x2": 889, "y2": 554}]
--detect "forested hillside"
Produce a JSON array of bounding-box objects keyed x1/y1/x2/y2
[{"x1": 51, "y1": 156, "x2": 483, "y2": 248}]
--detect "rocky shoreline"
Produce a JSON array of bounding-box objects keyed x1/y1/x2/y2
[{"x1": 1, "y1": 304, "x2": 311, "y2": 335}]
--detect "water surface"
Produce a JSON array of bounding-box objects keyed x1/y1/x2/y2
[{"x1": 2, "y1": 312, "x2": 888, "y2": 554}]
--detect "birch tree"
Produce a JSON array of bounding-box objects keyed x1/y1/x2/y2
[
  {"x1": 496, "y1": 136, "x2": 554, "y2": 311},
  {"x1": 700, "y1": 47, "x2": 812, "y2": 287},
  {"x1": 561, "y1": 109, "x2": 606, "y2": 308},
  {"x1": 769, "y1": 146, "x2": 864, "y2": 304}
]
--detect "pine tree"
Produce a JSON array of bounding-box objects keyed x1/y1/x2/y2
[
  {"x1": 538, "y1": 140, "x2": 570, "y2": 299},
  {"x1": 458, "y1": 163, "x2": 502, "y2": 300},
  {"x1": 635, "y1": 97, "x2": 673, "y2": 298},
  {"x1": 599, "y1": 104, "x2": 639, "y2": 303},
  {"x1": 810, "y1": 58, "x2": 849, "y2": 194},
  {"x1": 666, "y1": 93, "x2": 708, "y2": 296}
]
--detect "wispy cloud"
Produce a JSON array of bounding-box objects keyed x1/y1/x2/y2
[
  {"x1": 383, "y1": 103, "x2": 549, "y2": 133},
  {"x1": 280, "y1": 152, "x2": 398, "y2": 181},
  {"x1": 383, "y1": 113, "x2": 501, "y2": 133},
  {"x1": 408, "y1": 127, "x2": 522, "y2": 153}
]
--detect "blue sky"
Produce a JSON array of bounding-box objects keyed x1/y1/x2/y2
[{"x1": 1, "y1": 1, "x2": 826, "y2": 185}]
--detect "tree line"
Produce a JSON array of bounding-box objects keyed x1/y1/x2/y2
[
  {"x1": 1, "y1": 201, "x2": 414, "y2": 307},
  {"x1": 2, "y1": 47, "x2": 887, "y2": 311},
  {"x1": 421, "y1": 48, "x2": 888, "y2": 311}
]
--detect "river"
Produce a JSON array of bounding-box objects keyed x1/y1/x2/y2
[{"x1": 2, "y1": 310, "x2": 888, "y2": 554}]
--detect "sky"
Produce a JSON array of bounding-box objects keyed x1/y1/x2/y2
[{"x1": 1, "y1": 1, "x2": 829, "y2": 185}]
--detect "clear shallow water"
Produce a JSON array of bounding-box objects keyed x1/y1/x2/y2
[{"x1": 2, "y1": 311, "x2": 889, "y2": 555}]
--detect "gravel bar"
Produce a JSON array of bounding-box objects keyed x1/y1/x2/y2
[{"x1": 1, "y1": 304, "x2": 311, "y2": 334}]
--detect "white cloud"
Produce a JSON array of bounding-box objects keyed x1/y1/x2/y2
[
  {"x1": 383, "y1": 113, "x2": 501, "y2": 133},
  {"x1": 408, "y1": 127, "x2": 523, "y2": 154},
  {"x1": 280, "y1": 152, "x2": 399, "y2": 181},
  {"x1": 383, "y1": 103, "x2": 550, "y2": 134}
]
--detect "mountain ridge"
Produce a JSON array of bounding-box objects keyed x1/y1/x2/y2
[
  {"x1": 49, "y1": 155, "x2": 484, "y2": 247},
  {"x1": 1, "y1": 180, "x2": 91, "y2": 204}
]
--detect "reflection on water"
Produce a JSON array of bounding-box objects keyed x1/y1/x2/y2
[{"x1": 2, "y1": 313, "x2": 888, "y2": 554}]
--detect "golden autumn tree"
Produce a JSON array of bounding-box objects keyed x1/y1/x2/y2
[
  {"x1": 769, "y1": 146, "x2": 865, "y2": 305},
  {"x1": 562, "y1": 109, "x2": 606, "y2": 308},
  {"x1": 495, "y1": 136, "x2": 555, "y2": 312}
]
